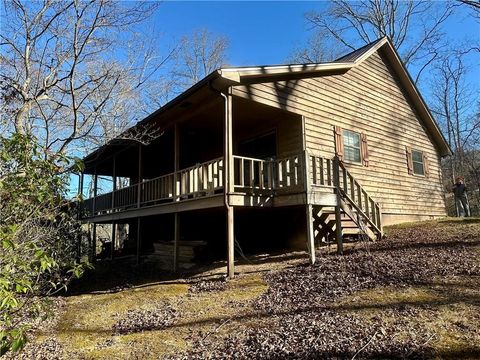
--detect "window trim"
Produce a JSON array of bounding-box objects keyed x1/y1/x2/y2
[
  {"x1": 342, "y1": 129, "x2": 362, "y2": 165},
  {"x1": 411, "y1": 149, "x2": 425, "y2": 176}
]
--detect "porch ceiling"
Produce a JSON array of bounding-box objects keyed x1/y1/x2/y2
[{"x1": 83, "y1": 90, "x2": 302, "y2": 178}]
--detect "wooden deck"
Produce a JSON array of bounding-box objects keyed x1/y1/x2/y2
[
  {"x1": 80, "y1": 152, "x2": 382, "y2": 240},
  {"x1": 81, "y1": 153, "x2": 338, "y2": 220}
]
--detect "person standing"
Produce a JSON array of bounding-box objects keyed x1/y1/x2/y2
[{"x1": 452, "y1": 177, "x2": 470, "y2": 217}]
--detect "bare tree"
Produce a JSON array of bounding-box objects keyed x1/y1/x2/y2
[
  {"x1": 288, "y1": 30, "x2": 340, "y2": 63},
  {"x1": 172, "y1": 28, "x2": 229, "y2": 90},
  {"x1": 458, "y1": 0, "x2": 480, "y2": 18},
  {"x1": 431, "y1": 54, "x2": 478, "y2": 162},
  {"x1": 0, "y1": 0, "x2": 168, "y2": 157},
  {"x1": 430, "y1": 51, "x2": 480, "y2": 214},
  {"x1": 305, "y1": 0, "x2": 455, "y2": 83}
]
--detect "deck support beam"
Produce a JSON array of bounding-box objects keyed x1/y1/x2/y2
[
  {"x1": 333, "y1": 156, "x2": 344, "y2": 255},
  {"x1": 112, "y1": 155, "x2": 116, "y2": 210},
  {"x1": 173, "y1": 213, "x2": 179, "y2": 272},
  {"x1": 111, "y1": 220, "x2": 116, "y2": 260},
  {"x1": 91, "y1": 223, "x2": 97, "y2": 263},
  {"x1": 136, "y1": 217, "x2": 141, "y2": 265},
  {"x1": 227, "y1": 206, "x2": 234, "y2": 279},
  {"x1": 306, "y1": 204, "x2": 316, "y2": 264}
]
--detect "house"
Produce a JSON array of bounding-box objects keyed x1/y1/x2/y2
[{"x1": 78, "y1": 37, "x2": 451, "y2": 278}]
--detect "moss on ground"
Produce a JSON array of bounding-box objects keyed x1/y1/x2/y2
[
  {"x1": 20, "y1": 218, "x2": 480, "y2": 359},
  {"x1": 337, "y1": 276, "x2": 480, "y2": 359},
  {"x1": 52, "y1": 274, "x2": 267, "y2": 359}
]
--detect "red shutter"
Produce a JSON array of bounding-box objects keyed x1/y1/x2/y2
[
  {"x1": 423, "y1": 153, "x2": 429, "y2": 177},
  {"x1": 334, "y1": 126, "x2": 344, "y2": 161},
  {"x1": 361, "y1": 133, "x2": 369, "y2": 167},
  {"x1": 406, "y1": 146, "x2": 413, "y2": 175}
]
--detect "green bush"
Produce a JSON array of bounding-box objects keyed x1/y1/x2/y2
[{"x1": 0, "y1": 134, "x2": 88, "y2": 355}]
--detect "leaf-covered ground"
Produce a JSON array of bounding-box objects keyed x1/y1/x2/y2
[{"x1": 11, "y1": 218, "x2": 480, "y2": 359}]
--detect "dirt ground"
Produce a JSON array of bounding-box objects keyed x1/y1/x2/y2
[{"x1": 11, "y1": 217, "x2": 480, "y2": 359}]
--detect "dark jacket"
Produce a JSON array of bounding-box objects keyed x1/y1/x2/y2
[{"x1": 453, "y1": 183, "x2": 468, "y2": 198}]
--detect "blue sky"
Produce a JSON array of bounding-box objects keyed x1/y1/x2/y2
[
  {"x1": 153, "y1": 1, "x2": 324, "y2": 65},
  {"x1": 149, "y1": 1, "x2": 479, "y2": 67}
]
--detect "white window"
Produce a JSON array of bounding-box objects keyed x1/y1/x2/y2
[
  {"x1": 412, "y1": 149, "x2": 425, "y2": 176},
  {"x1": 342, "y1": 130, "x2": 361, "y2": 163}
]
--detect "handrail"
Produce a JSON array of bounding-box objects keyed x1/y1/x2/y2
[{"x1": 334, "y1": 157, "x2": 382, "y2": 235}]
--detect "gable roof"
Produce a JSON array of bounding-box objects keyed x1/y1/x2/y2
[
  {"x1": 84, "y1": 37, "x2": 451, "y2": 165},
  {"x1": 218, "y1": 37, "x2": 450, "y2": 157},
  {"x1": 334, "y1": 37, "x2": 385, "y2": 62}
]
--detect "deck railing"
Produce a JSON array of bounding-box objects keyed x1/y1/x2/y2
[
  {"x1": 82, "y1": 157, "x2": 224, "y2": 217},
  {"x1": 308, "y1": 155, "x2": 334, "y2": 187},
  {"x1": 233, "y1": 154, "x2": 305, "y2": 194},
  {"x1": 141, "y1": 173, "x2": 175, "y2": 205},
  {"x1": 81, "y1": 152, "x2": 381, "y2": 235},
  {"x1": 177, "y1": 157, "x2": 224, "y2": 198}
]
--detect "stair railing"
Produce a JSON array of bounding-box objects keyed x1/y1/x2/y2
[{"x1": 332, "y1": 155, "x2": 383, "y2": 236}]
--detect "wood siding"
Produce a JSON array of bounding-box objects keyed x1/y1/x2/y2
[{"x1": 232, "y1": 49, "x2": 446, "y2": 220}]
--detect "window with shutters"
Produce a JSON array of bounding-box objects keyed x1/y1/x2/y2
[
  {"x1": 342, "y1": 130, "x2": 362, "y2": 164},
  {"x1": 412, "y1": 149, "x2": 425, "y2": 176}
]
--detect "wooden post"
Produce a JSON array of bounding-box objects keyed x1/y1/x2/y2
[
  {"x1": 173, "y1": 213, "x2": 179, "y2": 272},
  {"x1": 112, "y1": 155, "x2": 116, "y2": 211},
  {"x1": 111, "y1": 221, "x2": 116, "y2": 260},
  {"x1": 303, "y1": 150, "x2": 315, "y2": 264},
  {"x1": 223, "y1": 89, "x2": 235, "y2": 279},
  {"x1": 173, "y1": 123, "x2": 180, "y2": 272},
  {"x1": 137, "y1": 145, "x2": 142, "y2": 208},
  {"x1": 77, "y1": 173, "x2": 84, "y2": 257},
  {"x1": 92, "y1": 168, "x2": 97, "y2": 215},
  {"x1": 174, "y1": 122, "x2": 180, "y2": 200},
  {"x1": 136, "y1": 217, "x2": 141, "y2": 265},
  {"x1": 92, "y1": 223, "x2": 97, "y2": 263},
  {"x1": 306, "y1": 204, "x2": 315, "y2": 264},
  {"x1": 333, "y1": 156, "x2": 344, "y2": 255},
  {"x1": 227, "y1": 206, "x2": 234, "y2": 279},
  {"x1": 377, "y1": 204, "x2": 383, "y2": 237},
  {"x1": 78, "y1": 173, "x2": 84, "y2": 199}
]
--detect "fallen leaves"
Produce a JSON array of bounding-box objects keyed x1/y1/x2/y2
[
  {"x1": 178, "y1": 219, "x2": 480, "y2": 359},
  {"x1": 112, "y1": 305, "x2": 177, "y2": 334}
]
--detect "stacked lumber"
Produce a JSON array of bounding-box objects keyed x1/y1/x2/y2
[{"x1": 151, "y1": 240, "x2": 206, "y2": 269}]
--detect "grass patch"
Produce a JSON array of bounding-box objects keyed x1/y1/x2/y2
[{"x1": 48, "y1": 274, "x2": 267, "y2": 359}]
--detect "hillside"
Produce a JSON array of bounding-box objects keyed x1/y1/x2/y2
[{"x1": 12, "y1": 218, "x2": 480, "y2": 359}]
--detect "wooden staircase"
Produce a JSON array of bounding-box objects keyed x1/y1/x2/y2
[
  {"x1": 336, "y1": 159, "x2": 383, "y2": 241},
  {"x1": 308, "y1": 156, "x2": 383, "y2": 250}
]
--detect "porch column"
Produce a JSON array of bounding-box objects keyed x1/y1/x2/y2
[
  {"x1": 333, "y1": 156, "x2": 344, "y2": 255},
  {"x1": 303, "y1": 150, "x2": 315, "y2": 264},
  {"x1": 78, "y1": 172, "x2": 84, "y2": 199},
  {"x1": 112, "y1": 154, "x2": 116, "y2": 210},
  {"x1": 305, "y1": 205, "x2": 316, "y2": 265},
  {"x1": 137, "y1": 145, "x2": 142, "y2": 208},
  {"x1": 92, "y1": 167, "x2": 98, "y2": 215},
  {"x1": 223, "y1": 89, "x2": 235, "y2": 279},
  {"x1": 136, "y1": 217, "x2": 141, "y2": 265},
  {"x1": 173, "y1": 123, "x2": 180, "y2": 271},
  {"x1": 173, "y1": 213, "x2": 179, "y2": 272},
  {"x1": 111, "y1": 220, "x2": 116, "y2": 260},
  {"x1": 91, "y1": 223, "x2": 97, "y2": 263}
]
